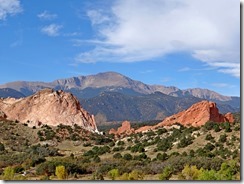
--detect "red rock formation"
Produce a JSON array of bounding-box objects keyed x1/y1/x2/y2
[
  {"x1": 0, "y1": 89, "x2": 98, "y2": 133},
  {"x1": 135, "y1": 126, "x2": 153, "y2": 133},
  {"x1": 109, "y1": 128, "x2": 117, "y2": 135},
  {"x1": 0, "y1": 110, "x2": 6, "y2": 120},
  {"x1": 109, "y1": 101, "x2": 235, "y2": 135},
  {"x1": 136, "y1": 100, "x2": 234, "y2": 133},
  {"x1": 109, "y1": 121, "x2": 135, "y2": 135},
  {"x1": 224, "y1": 112, "x2": 235, "y2": 123}
]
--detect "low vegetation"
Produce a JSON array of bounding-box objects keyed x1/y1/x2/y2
[{"x1": 0, "y1": 114, "x2": 240, "y2": 180}]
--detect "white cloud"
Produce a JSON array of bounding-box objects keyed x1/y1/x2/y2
[
  {"x1": 86, "y1": 10, "x2": 110, "y2": 25},
  {"x1": 0, "y1": 0, "x2": 22, "y2": 20},
  {"x1": 38, "y1": 11, "x2": 57, "y2": 20},
  {"x1": 76, "y1": 0, "x2": 240, "y2": 78},
  {"x1": 178, "y1": 66, "x2": 216, "y2": 72},
  {"x1": 41, "y1": 24, "x2": 62, "y2": 36}
]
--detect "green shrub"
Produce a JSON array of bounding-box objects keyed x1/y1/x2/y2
[
  {"x1": 93, "y1": 156, "x2": 101, "y2": 163},
  {"x1": 113, "y1": 153, "x2": 122, "y2": 159},
  {"x1": 189, "y1": 150, "x2": 195, "y2": 157},
  {"x1": 178, "y1": 165, "x2": 202, "y2": 180},
  {"x1": 159, "y1": 166, "x2": 173, "y2": 180},
  {"x1": 219, "y1": 134, "x2": 227, "y2": 143},
  {"x1": 146, "y1": 131, "x2": 155, "y2": 137},
  {"x1": 223, "y1": 122, "x2": 232, "y2": 132},
  {"x1": 204, "y1": 121, "x2": 215, "y2": 130},
  {"x1": 109, "y1": 142, "x2": 115, "y2": 147},
  {"x1": 0, "y1": 143, "x2": 5, "y2": 152},
  {"x1": 95, "y1": 136, "x2": 113, "y2": 145},
  {"x1": 204, "y1": 143, "x2": 215, "y2": 151},
  {"x1": 3, "y1": 166, "x2": 15, "y2": 180},
  {"x1": 157, "y1": 128, "x2": 167, "y2": 135},
  {"x1": 117, "y1": 141, "x2": 125, "y2": 146},
  {"x1": 107, "y1": 169, "x2": 119, "y2": 180},
  {"x1": 198, "y1": 169, "x2": 218, "y2": 180},
  {"x1": 138, "y1": 153, "x2": 147, "y2": 160},
  {"x1": 156, "y1": 153, "x2": 168, "y2": 161},
  {"x1": 113, "y1": 146, "x2": 124, "y2": 152},
  {"x1": 205, "y1": 134, "x2": 214, "y2": 141},
  {"x1": 138, "y1": 146, "x2": 145, "y2": 153},
  {"x1": 234, "y1": 126, "x2": 240, "y2": 131},
  {"x1": 123, "y1": 153, "x2": 133, "y2": 160},
  {"x1": 182, "y1": 151, "x2": 188, "y2": 156},
  {"x1": 214, "y1": 125, "x2": 221, "y2": 132},
  {"x1": 157, "y1": 138, "x2": 172, "y2": 152},
  {"x1": 177, "y1": 136, "x2": 194, "y2": 148}
]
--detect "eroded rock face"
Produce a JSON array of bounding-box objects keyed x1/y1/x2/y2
[
  {"x1": 135, "y1": 101, "x2": 234, "y2": 133},
  {"x1": 156, "y1": 101, "x2": 234, "y2": 127},
  {"x1": 224, "y1": 112, "x2": 235, "y2": 123},
  {"x1": 0, "y1": 110, "x2": 7, "y2": 120},
  {"x1": 0, "y1": 89, "x2": 98, "y2": 132},
  {"x1": 109, "y1": 121, "x2": 135, "y2": 135}
]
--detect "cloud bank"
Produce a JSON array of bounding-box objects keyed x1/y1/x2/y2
[
  {"x1": 0, "y1": 0, "x2": 22, "y2": 20},
  {"x1": 75, "y1": 0, "x2": 240, "y2": 78}
]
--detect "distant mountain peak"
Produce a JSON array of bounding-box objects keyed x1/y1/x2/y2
[
  {"x1": 0, "y1": 71, "x2": 240, "y2": 118},
  {"x1": 96, "y1": 71, "x2": 124, "y2": 76}
]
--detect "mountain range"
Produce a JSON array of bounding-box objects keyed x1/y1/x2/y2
[{"x1": 0, "y1": 72, "x2": 240, "y2": 122}]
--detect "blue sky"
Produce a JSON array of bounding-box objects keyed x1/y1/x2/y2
[{"x1": 0, "y1": 0, "x2": 240, "y2": 96}]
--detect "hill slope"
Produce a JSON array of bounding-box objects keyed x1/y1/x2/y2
[
  {"x1": 80, "y1": 92, "x2": 236, "y2": 122},
  {"x1": 0, "y1": 88, "x2": 25, "y2": 98}
]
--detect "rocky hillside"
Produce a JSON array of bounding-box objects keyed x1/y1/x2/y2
[
  {"x1": 0, "y1": 88, "x2": 25, "y2": 98},
  {"x1": 169, "y1": 88, "x2": 232, "y2": 101},
  {"x1": 0, "y1": 89, "x2": 98, "y2": 133}
]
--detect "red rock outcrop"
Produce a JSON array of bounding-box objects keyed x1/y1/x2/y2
[
  {"x1": 0, "y1": 110, "x2": 6, "y2": 120},
  {"x1": 136, "y1": 100, "x2": 234, "y2": 133},
  {"x1": 158, "y1": 101, "x2": 234, "y2": 127},
  {"x1": 109, "y1": 121, "x2": 135, "y2": 135},
  {"x1": 224, "y1": 112, "x2": 235, "y2": 123},
  {"x1": 135, "y1": 126, "x2": 153, "y2": 133},
  {"x1": 109, "y1": 128, "x2": 117, "y2": 135},
  {"x1": 0, "y1": 89, "x2": 98, "y2": 133}
]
